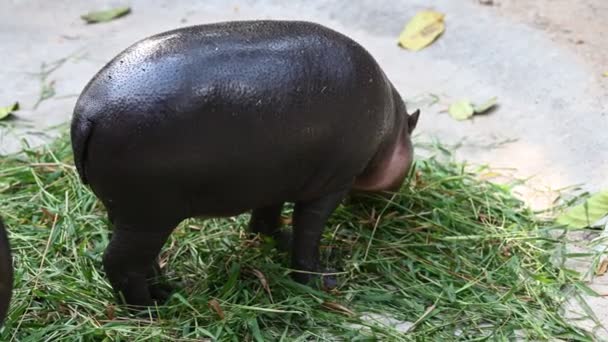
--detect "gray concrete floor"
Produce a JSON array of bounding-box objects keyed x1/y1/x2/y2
[{"x1": 1, "y1": 0, "x2": 607, "y2": 337}]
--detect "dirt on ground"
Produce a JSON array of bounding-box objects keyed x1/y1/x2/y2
[{"x1": 491, "y1": 0, "x2": 607, "y2": 82}]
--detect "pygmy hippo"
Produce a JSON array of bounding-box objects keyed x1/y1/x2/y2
[
  {"x1": 71, "y1": 20, "x2": 420, "y2": 307},
  {"x1": 0, "y1": 218, "x2": 13, "y2": 325}
]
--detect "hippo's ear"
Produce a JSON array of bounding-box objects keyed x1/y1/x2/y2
[{"x1": 408, "y1": 109, "x2": 420, "y2": 133}]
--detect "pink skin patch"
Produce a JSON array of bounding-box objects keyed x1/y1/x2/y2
[{"x1": 353, "y1": 110, "x2": 419, "y2": 193}]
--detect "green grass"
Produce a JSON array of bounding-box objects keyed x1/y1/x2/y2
[{"x1": 0, "y1": 135, "x2": 601, "y2": 341}]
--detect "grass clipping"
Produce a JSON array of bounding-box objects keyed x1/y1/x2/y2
[{"x1": 0, "y1": 136, "x2": 599, "y2": 340}]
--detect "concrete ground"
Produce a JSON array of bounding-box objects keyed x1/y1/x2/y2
[{"x1": 1, "y1": 0, "x2": 606, "y2": 337}]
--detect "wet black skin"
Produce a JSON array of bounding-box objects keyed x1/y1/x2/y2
[
  {"x1": 0, "y1": 218, "x2": 13, "y2": 325},
  {"x1": 71, "y1": 20, "x2": 420, "y2": 307}
]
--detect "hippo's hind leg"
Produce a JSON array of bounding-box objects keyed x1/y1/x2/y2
[
  {"x1": 248, "y1": 203, "x2": 292, "y2": 250},
  {"x1": 249, "y1": 204, "x2": 283, "y2": 236},
  {"x1": 291, "y1": 189, "x2": 348, "y2": 289},
  {"x1": 103, "y1": 224, "x2": 174, "y2": 307}
]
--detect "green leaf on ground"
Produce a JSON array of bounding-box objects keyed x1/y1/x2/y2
[
  {"x1": 0, "y1": 102, "x2": 19, "y2": 120},
  {"x1": 449, "y1": 97, "x2": 498, "y2": 121},
  {"x1": 81, "y1": 7, "x2": 131, "y2": 24},
  {"x1": 557, "y1": 190, "x2": 608, "y2": 228},
  {"x1": 474, "y1": 97, "x2": 498, "y2": 114},
  {"x1": 248, "y1": 318, "x2": 264, "y2": 342},
  {"x1": 448, "y1": 99, "x2": 474, "y2": 120},
  {"x1": 398, "y1": 11, "x2": 445, "y2": 51}
]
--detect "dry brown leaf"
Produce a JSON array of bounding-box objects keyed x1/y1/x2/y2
[
  {"x1": 242, "y1": 234, "x2": 262, "y2": 248},
  {"x1": 597, "y1": 259, "x2": 608, "y2": 276},
  {"x1": 208, "y1": 299, "x2": 225, "y2": 320},
  {"x1": 413, "y1": 170, "x2": 425, "y2": 188},
  {"x1": 57, "y1": 303, "x2": 70, "y2": 315},
  {"x1": 246, "y1": 267, "x2": 274, "y2": 303},
  {"x1": 41, "y1": 208, "x2": 55, "y2": 222},
  {"x1": 322, "y1": 301, "x2": 355, "y2": 316},
  {"x1": 105, "y1": 304, "x2": 115, "y2": 320},
  {"x1": 280, "y1": 215, "x2": 292, "y2": 225}
]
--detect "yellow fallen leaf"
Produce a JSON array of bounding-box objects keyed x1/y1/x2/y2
[
  {"x1": 0, "y1": 102, "x2": 19, "y2": 121},
  {"x1": 398, "y1": 11, "x2": 445, "y2": 51},
  {"x1": 603, "y1": 71, "x2": 608, "y2": 77}
]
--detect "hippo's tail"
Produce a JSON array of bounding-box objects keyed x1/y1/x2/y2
[
  {"x1": 70, "y1": 114, "x2": 93, "y2": 184},
  {"x1": 0, "y1": 219, "x2": 13, "y2": 326}
]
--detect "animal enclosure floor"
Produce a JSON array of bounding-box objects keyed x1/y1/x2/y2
[{"x1": 0, "y1": 0, "x2": 606, "y2": 338}]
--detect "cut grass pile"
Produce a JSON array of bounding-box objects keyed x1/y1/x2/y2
[{"x1": 0, "y1": 135, "x2": 601, "y2": 341}]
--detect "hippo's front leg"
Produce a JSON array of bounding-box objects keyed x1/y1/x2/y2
[
  {"x1": 103, "y1": 227, "x2": 173, "y2": 307},
  {"x1": 291, "y1": 189, "x2": 348, "y2": 288}
]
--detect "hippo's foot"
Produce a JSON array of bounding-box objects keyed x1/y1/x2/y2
[
  {"x1": 291, "y1": 267, "x2": 338, "y2": 290},
  {"x1": 147, "y1": 263, "x2": 175, "y2": 303},
  {"x1": 290, "y1": 189, "x2": 348, "y2": 292},
  {"x1": 103, "y1": 226, "x2": 174, "y2": 308},
  {"x1": 148, "y1": 281, "x2": 174, "y2": 303}
]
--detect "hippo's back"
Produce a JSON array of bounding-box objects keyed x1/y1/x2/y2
[
  {"x1": 75, "y1": 21, "x2": 389, "y2": 127},
  {"x1": 72, "y1": 20, "x2": 396, "y2": 222}
]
